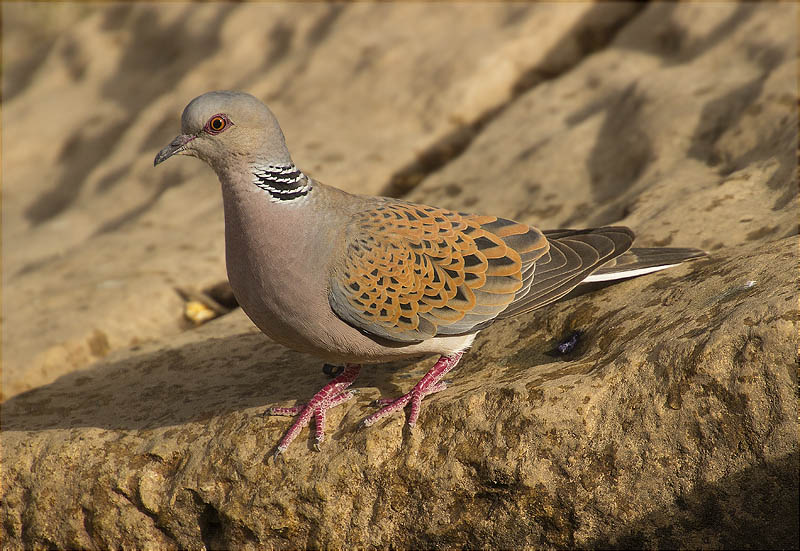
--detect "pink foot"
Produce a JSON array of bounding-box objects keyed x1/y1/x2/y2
[
  {"x1": 266, "y1": 364, "x2": 361, "y2": 454},
  {"x1": 363, "y1": 353, "x2": 463, "y2": 428}
]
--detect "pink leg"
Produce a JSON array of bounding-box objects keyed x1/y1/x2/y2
[
  {"x1": 363, "y1": 353, "x2": 463, "y2": 428},
  {"x1": 266, "y1": 364, "x2": 361, "y2": 454}
]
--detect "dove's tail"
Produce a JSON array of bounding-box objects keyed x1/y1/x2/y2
[{"x1": 581, "y1": 246, "x2": 706, "y2": 283}]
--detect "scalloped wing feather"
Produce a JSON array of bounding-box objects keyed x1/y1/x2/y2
[{"x1": 328, "y1": 202, "x2": 549, "y2": 342}]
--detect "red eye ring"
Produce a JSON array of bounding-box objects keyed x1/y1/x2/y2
[{"x1": 204, "y1": 114, "x2": 231, "y2": 134}]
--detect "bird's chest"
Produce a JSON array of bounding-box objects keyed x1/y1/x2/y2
[{"x1": 222, "y1": 204, "x2": 335, "y2": 351}]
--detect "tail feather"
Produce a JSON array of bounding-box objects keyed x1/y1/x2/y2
[{"x1": 582, "y1": 247, "x2": 706, "y2": 283}]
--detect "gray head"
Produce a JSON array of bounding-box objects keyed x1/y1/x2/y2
[{"x1": 154, "y1": 91, "x2": 292, "y2": 170}]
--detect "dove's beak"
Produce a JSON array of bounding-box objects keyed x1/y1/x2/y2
[{"x1": 154, "y1": 134, "x2": 196, "y2": 166}]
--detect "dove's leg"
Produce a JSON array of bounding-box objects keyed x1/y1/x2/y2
[
  {"x1": 267, "y1": 364, "x2": 361, "y2": 454},
  {"x1": 363, "y1": 352, "x2": 463, "y2": 428}
]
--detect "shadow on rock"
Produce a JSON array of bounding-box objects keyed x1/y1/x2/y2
[{"x1": 1, "y1": 331, "x2": 420, "y2": 433}]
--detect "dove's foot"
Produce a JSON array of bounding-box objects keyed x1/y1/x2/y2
[
  {"x1": 363, "y1": 352, "x2": 463, "y2": 428},
  {"x1": 267, "y1": 364, "x2": 361, "y2": 454}
]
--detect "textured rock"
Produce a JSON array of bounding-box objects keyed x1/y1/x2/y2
[
  {"x1": 408, "y1": 2, "x2": 797, "y2": 251},
  {"x1": 2, "y1": 239, "x2": 797, "y2": 549},
  {"x1": 2, "y1": 2, "x2": 798, "y2": 549}
]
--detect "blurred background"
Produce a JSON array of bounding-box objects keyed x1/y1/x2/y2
[{"x1": 2, "y1": 2, "x2": 797, "y2": 399}]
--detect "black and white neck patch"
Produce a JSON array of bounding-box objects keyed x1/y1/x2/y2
[{"x1": 250, "y1": 163, "x2": 312, "y2": 202}]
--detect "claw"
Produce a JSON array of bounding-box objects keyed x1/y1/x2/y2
[
  {"x1": 265, "y1": 405, "x2": 304, "y2": 417},
  {"x1": 270, "y1": 364, "x2": 361, "y2": 453},
  {"x1": 362, "y1": 353, "x2": 463, "y2": 428}
]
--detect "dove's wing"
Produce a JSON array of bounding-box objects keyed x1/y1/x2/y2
[{"x1": 328, "y1": 201, "x2": 548, "y2": 342}]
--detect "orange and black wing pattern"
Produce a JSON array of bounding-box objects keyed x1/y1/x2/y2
[{"x1": 328, "y1": 201, "x2": 548, "y2": 342}]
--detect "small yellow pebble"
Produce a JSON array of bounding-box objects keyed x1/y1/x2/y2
[{"x1": 184, "y1": 300, "x2": 217, "y2": 325}]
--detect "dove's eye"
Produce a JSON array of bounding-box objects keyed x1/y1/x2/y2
[{"x1": 204, "y1": 114, "x2": 231, "y2": 134}]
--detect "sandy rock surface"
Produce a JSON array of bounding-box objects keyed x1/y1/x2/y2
[{"x1": 2, "y1": 3, "x2": 797, "y2": 549}]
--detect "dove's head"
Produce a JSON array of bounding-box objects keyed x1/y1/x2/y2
[{"x1": 154, "y1": 91, "x2": 292, "y2": 170}]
